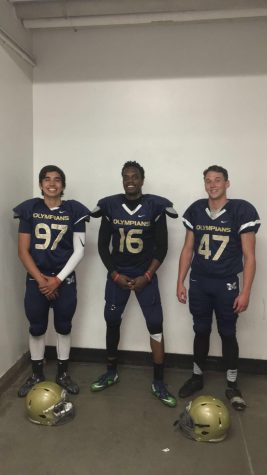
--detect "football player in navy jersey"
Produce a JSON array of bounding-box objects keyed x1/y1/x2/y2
[
  {"x1": 177, "y1": 165, "x2": 260, "y2": 410},
  {"x1": 90, "y1": 161, "x2": 178, "y2": 407},
  {"x1": 13, "y1": 165, "x2": 90, "y2": 397}
]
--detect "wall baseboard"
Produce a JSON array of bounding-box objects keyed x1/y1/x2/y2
[
  {"x1": 45, "y1": 346, "x2": 267, "y2": 375},
  {"x1": 1, "y1": 346, "x2": 266, "y2": 393}
]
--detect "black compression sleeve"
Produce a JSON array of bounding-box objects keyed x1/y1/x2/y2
[
  {"x1": 154, "y1": 214, "x2": 168, "y2": 263},
  {"x1": 98, "y1": 216, "x2": 115, "y2": 273}
]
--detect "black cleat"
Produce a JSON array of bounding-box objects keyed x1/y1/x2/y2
[
  {"x1": 178, "y1": 375, "x2": 203, "y2": 398},
  {"x1": 225, "y1": 387, "x2": 247, "y2": 411},
  {"x1": 56, "y1": 373, "x2": 79, "y2": 395},
  {"x1": 18, "y1": 374, "x2": 45, "y2": 398}
]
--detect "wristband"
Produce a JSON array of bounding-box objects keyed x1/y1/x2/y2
[
  {"x1": 112, "y1": 272, "x2": 120, "y2": 282},
  {"x1": 144, "y1": 271, "x2": 152, "y2": 282}
]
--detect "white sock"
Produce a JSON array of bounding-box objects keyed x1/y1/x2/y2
[
  {"x1": 193, "y1": 362, "x2": 203, "y2": 376},
  {"x1": 227, "y1": 369, "x2": 237, "y2": 383}
]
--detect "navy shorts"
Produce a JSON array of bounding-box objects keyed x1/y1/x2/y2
[
  {"x1": 188, "y1": 273, "x2": 239, "y2": 337},
  {"x1": 104, "y1": 273, "x2": 163, "y2": 335},
  {"x1": 24, "y1": 273, "x2": 77, "y2": 336}
]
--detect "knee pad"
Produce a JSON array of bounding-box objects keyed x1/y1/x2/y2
[
  {"x1": 218, "y1": 323, "x2": 237, "y2": 337},
  {"x1": 193, "y1": 319, "x2": 212, "y2": 335},
  {"x1": 29, "y1": 323, "x2": 47, "y2": 337},
  {"x1": 219, "y1": 333, "x2": 237, "y2": 341},
  {"x1": 146, "y1": 321, "x2": 163, "y2": 335},
  {"x1": 54, "y1": 321, "x2": 72, "y2": 335}
]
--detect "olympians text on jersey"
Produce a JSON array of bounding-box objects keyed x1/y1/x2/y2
[
  {"x1": 95, "y1": 194, "x2": 177, "y2": 272},
  {"x1": 182, "y1": 199, "x2": 260, "y2": 278},
  {"x1": 13, "y1": 198, "x2": 90, "y2": 274}
]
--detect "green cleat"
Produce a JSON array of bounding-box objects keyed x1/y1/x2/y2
[
  {"x1": 90, "y1": 371, "x2": 119, "y2": 392},
  {"x1": 151, "y1": 380, "x2": 177, "y2": 408}
]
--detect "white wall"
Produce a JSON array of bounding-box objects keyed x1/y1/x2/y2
[
  {"x1": 33, "y1": 19, "x2": 267, "y2": 359},
  {"x1": 0, "y1": 43, "x2": 33, "y2": 378},
  {"x1": 0, "y1": 0, "x2": 32, "y2": 54}
]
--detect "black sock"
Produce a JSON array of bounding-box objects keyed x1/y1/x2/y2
[
  {"x1": 192, "y1": 374, "x2": 203, "y2": 380},
  {"x1": 194, "y1": 333, "x2": 210, "y2": 370},
  {"x1": 227, "y1": 380, "x2": 237, "y2": 389},
  {"x1": 57, "y1": 359, "x2": 68, "y2": 377},
  {"x1": 32, "y1": 360, "x2": 44, "y2": 377},
  {"x1": 153, "y1": 363, "x2": 164, "y2": 381},
  {"x1": 107, "y1": 358, "x2": 118, "y2": 373}
]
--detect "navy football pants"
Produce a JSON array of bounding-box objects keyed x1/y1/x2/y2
[
  {"x1": 189, "y1": 273, "x2": 239, "y2": 371},
  {"x1": 24, "y1": 273, "x2": 77, "y2": 336},
  {"x1": 104, "y1": 273, "x2": 163, "y2": 334},
  {"x1": 189, "y1": 273, "x2": 239, "y2": 337}
]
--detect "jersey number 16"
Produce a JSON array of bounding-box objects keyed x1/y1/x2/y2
[{"x1": 119, "y1": 228, "x2": 143, "y2": 254}]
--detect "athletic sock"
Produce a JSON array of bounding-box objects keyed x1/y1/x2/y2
[
  {"x1": 32, "y1": 359, "x2": 44, "y2": 377},
  {"x1": 57, "y1": 359, "x2": 69, "y2": 377},
  {"x1": 153, "y1": 363, "x2": 164, "y2": 381},
  {"x1": 107, "y1": 357, "x2": 118, "y2": 374}
]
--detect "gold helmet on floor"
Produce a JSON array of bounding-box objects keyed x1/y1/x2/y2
[
  {"x1": 25, "y1": 381, "x2": 74, "y2": 426},
  {"x1": 177, "y1": 395, "x2": 230, "y2": 442}
]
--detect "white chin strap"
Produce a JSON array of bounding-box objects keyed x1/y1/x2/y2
[{"x1": 150, "y1": 333, "x2": 162, "y2": 342}]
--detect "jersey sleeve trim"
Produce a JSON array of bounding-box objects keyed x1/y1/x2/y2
[
  {"x1": 182, "y1": 217, "x2": 193, "y2": 230},
  {"x1": 74, "y1": 215, "x2": 90, "y2": 225},
  {"x1": 239, "y1": 219, "x2": 261, "y2": 233},
  {"x1": 165, "y1": 206, "x2": 178, "y2": 218}
]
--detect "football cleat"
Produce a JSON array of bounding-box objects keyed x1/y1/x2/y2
[
  {"x1": 18, "y1": 374, "x2": 45, "y2": 398},
  {"x1": 90, "y1": 371, "x2": 119, "y2": 392},
  {"x1": 151, "y1": 380, "x2": 177, "y2": 407},
  {"x1": 225, "y1": 387, "x2": 247, "y2": 411},
  {"x1": 56, "y1": 373, "x2": 79, "y2": 395},
  {"x1": 178, "y1": 375, "x2": 203, "y2": 398}
]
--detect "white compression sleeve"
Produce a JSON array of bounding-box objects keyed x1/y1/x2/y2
[
  {"x1": 56, "y1": 333, "x2": 71, "y2": 360},
  {"x1": 57, "y1": 232, "x2": 85, "y2": 282},
  {"x1": 29, "y1": 334, "x2": 46, "y2": 360}
]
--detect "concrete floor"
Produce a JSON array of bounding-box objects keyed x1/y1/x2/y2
[{"x1": 0, "y1": 361, "x2": 267, "y2": 475}]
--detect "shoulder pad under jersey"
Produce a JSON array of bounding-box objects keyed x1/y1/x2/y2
[
  {"x1": 90, "y1": 205, "x2": 103, "y2": 218},
  {"x1": 63, "y1": 200, "x2": 90, "y2": 223},
  {"x1": 91, "y1": 195, "x2": 121, "y2": 218},
  {"x1": 228, "y1": 199, "x2": 261, "y2": 234},
  {"x1": 144, "y1": 194, "x2": 178, "y2": 219},
  {"x1": 13, "y1": 198, "x2": 42, "y2": 220}
]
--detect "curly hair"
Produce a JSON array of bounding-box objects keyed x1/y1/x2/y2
[{"x1": 121, "y1": 161, "x2": 145, "y2": 179}]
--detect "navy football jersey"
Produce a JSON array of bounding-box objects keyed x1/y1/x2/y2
[
  {"x1": 182, "y1": 199, "x2": 260, "y2": 278},
  {"x1": 13, "y1": 198, "x2": 90, "y2": 273},
  {"x1": 96, "y1": 194, "x2": 176, "y2": 272}
]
